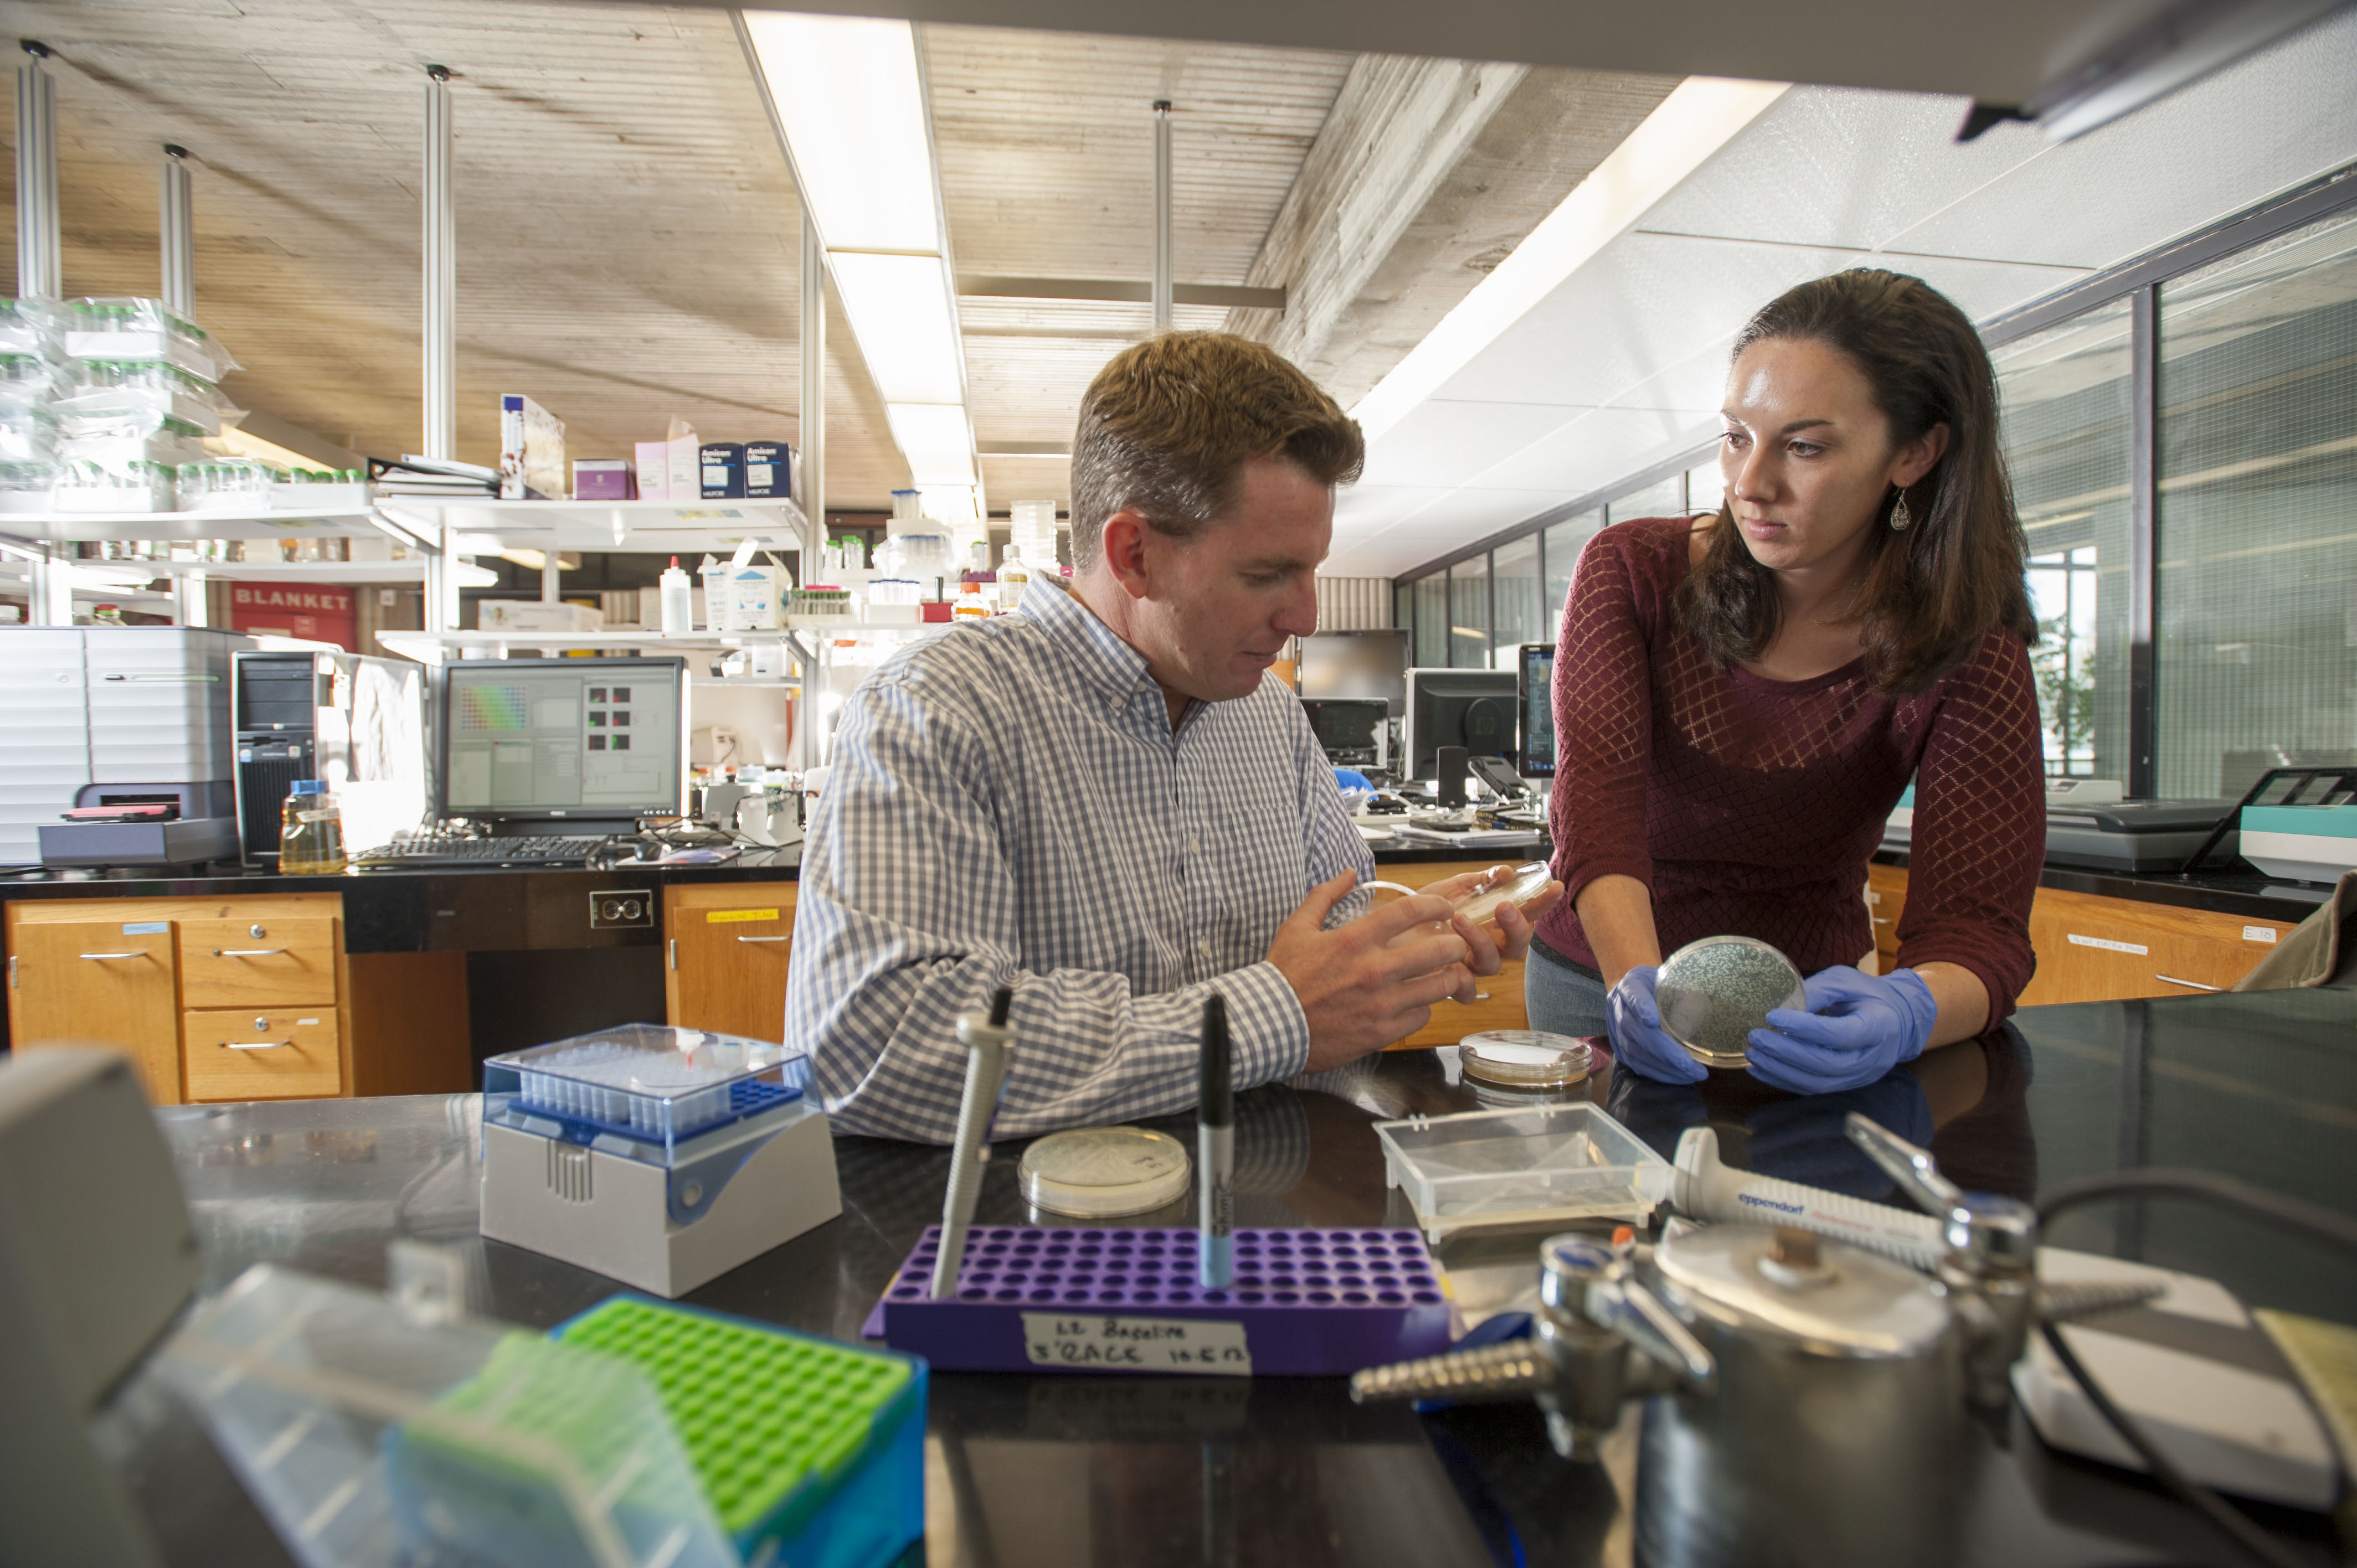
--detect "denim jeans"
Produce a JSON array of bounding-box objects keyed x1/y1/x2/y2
[{"x1": 1525, "y1": 941, "x2": 1612, "y2": 1037}]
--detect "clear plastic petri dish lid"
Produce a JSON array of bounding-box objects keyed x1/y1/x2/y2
[
  {"x1": 1450, "y1": 860, "x2": 1556, "y2": 928},
  {"x1": 1655, "y1": 935, "x2": 1805, "y2": 1070},
  {"x1": 1459, "y1": 1030, "x2": 1593, "y2": 1090},
  {"x1": 1018, "y1": 1126, "x2": 1192, "y2": 1218}
]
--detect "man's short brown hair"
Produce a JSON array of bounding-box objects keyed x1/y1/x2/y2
[{"x1": 1068, "y1": 332, "x2": 1363, "y2": 571}]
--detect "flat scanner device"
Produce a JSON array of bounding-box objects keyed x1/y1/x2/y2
[{"x1": 477, "y1": 1024, "x2": 840, "y2": 1298}]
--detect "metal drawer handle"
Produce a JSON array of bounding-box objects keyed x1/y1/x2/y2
[
  {"x1": 1871, "y1": 917, "x2": 1895, "y2": 926},
  {"x1": 213, "y1": 947, "x2": 289, "y2": 957},
  {"x1": 735, "y1": 934, "x2": 790, "y2": 944},
  {"x1": 220, "y1": 1039, "x2": 293, "y2": 1050},
  {"x1": 2154, "y1": 974, "x2": 2222, "y2": 992},
  {"x1": 79, "y1": 950, "x2": 148, "y2": 961}
]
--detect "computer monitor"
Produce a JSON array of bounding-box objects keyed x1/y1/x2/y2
[
  {"x1": 1298, "y1": 698, "x2": 1389, "y2": 770},
  {"x1": 1518, "y1": 643, "x2": 1556, "y2": 779},
  {"x1": 438, "y1": 656, "x2": 687, "y2": 831},
  {"x1": 1403, "y1": 667, "x2": 1516, "y2": 782},
  {"x1": 1299, "y1": 629, "x2": 1409, "y2": 718}
]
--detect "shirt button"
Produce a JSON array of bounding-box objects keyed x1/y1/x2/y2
[{"x1": 1186, "y1": 837, "x2": 1200, "y2": 854}]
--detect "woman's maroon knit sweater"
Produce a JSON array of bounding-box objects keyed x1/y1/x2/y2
[{"x1": 1535, "y1": 517, "x2": 2044, "y2": 1020}]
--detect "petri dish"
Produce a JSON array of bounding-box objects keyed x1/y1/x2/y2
[
  {"x1": 1655, "y1": 935, "x2": 1805, "y2": 1070},
  {"x1": 1459, "y1": 1030, "x2": 1594, "y2": 1091},
  {"x1": 1450, "y1": 861, "x2": 1556, "y2": 929},
  {"x1": 1018, "y1": 1126, "x2": 1192, "y2": 1218}
]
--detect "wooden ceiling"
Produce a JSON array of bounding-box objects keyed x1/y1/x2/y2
[{"x1": 0, "y1": 0, "x2": 1671, "y2": 515}]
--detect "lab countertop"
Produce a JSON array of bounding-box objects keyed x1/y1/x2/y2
[{"x1": 107, "y1": 987, "x2": 2355, "y2": 1567}]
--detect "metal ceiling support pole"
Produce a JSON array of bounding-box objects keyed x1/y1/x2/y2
[
  {"x1": 799, "y1": 213, "x2": 827, "y2": 770},
  {"x1": 421, "y1": 64, "x2": 457, "y2": 643},
  {"x1": 16, "y1": 42, "x2": 59, "y2": 298},
  {"x1": 159, "y1": 145, "x2": 194, "y2": 318},
  {"x1": 173, "y1": 571, "x2": 208, "y2": 627},
  {"x1": 28, "y1": 545, "x2": 69, "y2": 627},
  {"x1": 1151, "y1": 101, "x2": 1174, "y2": 332},
  {"x1": 541, "y1": 530, "x2": 559, "y2": 604}
]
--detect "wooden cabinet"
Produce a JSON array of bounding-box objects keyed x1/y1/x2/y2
[
  {"x1": 5, "y1": 892, "x2": 471, "y2": 1103},
  {"x1": 1862, "y1": 867, "x2": 2298, "y2": 1007},
  {"x1": 1377, "y1": 858, "x2": 1532, "y2": 1049},
  {"x1": 2017, "y1": 886, "x2": 2296, "y2": 1005},
  {"x1": 665, "y1": 881, "x2": 797, "y2": 1044}
]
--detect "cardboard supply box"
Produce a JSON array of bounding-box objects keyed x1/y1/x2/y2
[
  {"x1": 666, "y1": 435, "x2": 701, "y2": 504},
  {"x1": 745, "y1": 441, "x2": 792, "y2": 500},
  {"x1": 634, "y1": 441, "x2": 671, "y2": 501},
  {"x1": 700, "y1": 443, "x2": 748, "y2": 500},
  {"x1": 499, "y1": 394, "x2": 567, "y2": 501},
  {"x1": 572, "y1": 458, "x2": 634, "y2": 501}
]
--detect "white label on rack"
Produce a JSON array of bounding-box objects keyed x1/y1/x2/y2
[
  {"x1": 2244, "y1": 926, "x2": 2278, "y2": 944},
  {"x1": 2066, "y1": 933, "x2": 2148, "y2": 955},
  {"x1": 1021, "y1": 1313, "x2": 1251, "y2": 1376}
]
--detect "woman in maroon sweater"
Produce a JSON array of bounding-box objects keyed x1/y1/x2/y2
[{"x1": 1529, "y1": 269, "x2": 2044, "y2": 1093}]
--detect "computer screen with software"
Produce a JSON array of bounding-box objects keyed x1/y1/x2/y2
[
  {"x1": 1299, "y1": 630, "x2": 1409, "y2": 718},
  {"x1": 439, "y1": 657, "x2": 687, "y2": 826}
]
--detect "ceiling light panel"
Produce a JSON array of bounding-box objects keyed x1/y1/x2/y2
[
  {"x1": 829, "y1": 252, "x2": 967, "y2": 405},
  {"x1": 887, "y1": 404, "x2": 978, "y2": 485},
  {"x1": 740, "y1": 12, "x2": 939, "y2": 253}
]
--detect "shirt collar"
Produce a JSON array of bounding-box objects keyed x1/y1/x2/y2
[{"x1": 1019, "y1": 574, "x2": 1162, "y2": 716}]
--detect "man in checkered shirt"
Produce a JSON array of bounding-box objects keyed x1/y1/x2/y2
[{"x1": 789, "y1": 332, "x2": 1558, "y2": 1143}]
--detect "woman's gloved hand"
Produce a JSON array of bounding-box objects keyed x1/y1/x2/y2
[
  {"x1": 1607, "y1": 966, "x2": 1708, "y2": 1084},
  {"x1": 1747, "y1": 965, "x2": 1938, "y2": 1095}
]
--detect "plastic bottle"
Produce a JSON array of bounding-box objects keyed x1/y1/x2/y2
[
  {"x1": 278, "y1": 780, "x2": 346, "y2": 874},
  {"x1": 953, "y1": 580, "x2": 989, "y2": 620},
  {"x1": 660, "y1": 555, "x2": 693, "y2": 635},
  {"x1": 996, "y1": 544, "x2": 1031, "y2": 612}
]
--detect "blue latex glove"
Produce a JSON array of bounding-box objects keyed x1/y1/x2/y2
[
  {"x1": 1748, "y1": 965, "x2": 1938, "y2": 1094},
  {"x1": 1607, "y1": 965, "x2": 1708, "y2": 1085}
]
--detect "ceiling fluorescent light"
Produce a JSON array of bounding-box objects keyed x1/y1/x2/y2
[
  {"x1": 1351, "y1": 77, "x2": 1792, "y2": 445},
  {"x1": 829, "y1": 252, "x2": 966, "y2": 405},
  {"x1": 738, "y1": 12, "x2": 937, "y2": 252},
  {"x1": 887, "y1": 404, "x2": 977, "y2": 486}
]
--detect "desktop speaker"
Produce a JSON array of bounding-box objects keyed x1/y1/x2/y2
[{"x1": 1437, "y1": 746, "x2": 1470, "y2": 808}]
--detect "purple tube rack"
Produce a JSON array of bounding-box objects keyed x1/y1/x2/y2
[{"x1": 866, "y1": 1226, "x2": 1459, "y2": 1376}]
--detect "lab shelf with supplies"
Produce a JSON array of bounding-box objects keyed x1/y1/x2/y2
[{"x1": 99, "y1": 987, "x2": 2357, "y2": 1568}]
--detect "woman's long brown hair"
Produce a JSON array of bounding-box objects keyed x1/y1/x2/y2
[{"x1": 1676, "y1": 269, "x2": 2036, "y2": 694}]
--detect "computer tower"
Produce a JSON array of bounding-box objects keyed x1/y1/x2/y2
[{"x1": 233, "y1": 653, "x2": 318, "y2": 864}]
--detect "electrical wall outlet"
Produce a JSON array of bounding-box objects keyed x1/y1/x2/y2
[{"x1": 588, "y1": 890, "x2": 652, "y2": 931}]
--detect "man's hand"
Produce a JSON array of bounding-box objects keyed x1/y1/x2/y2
[
  {"x1": 1416, "y1": 864, "x2": 1566, "y2": 1004},
  {"x1": 1268, "y1": 870, "x2": 1471, "y2": 1071}
]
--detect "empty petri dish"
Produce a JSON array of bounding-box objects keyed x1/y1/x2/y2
[
  {"x1": 1449, "y1": 862, "x2": 1557, "y2": 929},
  {"x1": 1458, "y1": 1030, "x2": 1594, "y2": 1091},
  {"x1": 1018, "y1": 1126, "x2": 1192, "y2": 1218},
  {"x1": 1655, "y1": 936, "x2": 1805, "y2": 1070}
]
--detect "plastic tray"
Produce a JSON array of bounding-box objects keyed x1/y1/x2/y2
[
  {"x1": 1374, "y1": 1102, "x2": 1672, "y2": 1241},
  {"x1": 867, "y1": 1226, "x2": 1458, "y2": 1376},
  {"x1": 555, "y1": 1296, "x2": 926, "y2": 1568},
  {"x1": 483, "y1": 1023, "x2": 806, "y2": 1157}
]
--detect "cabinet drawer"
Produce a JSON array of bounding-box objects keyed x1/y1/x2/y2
[
  {"x1": 183, "y1": 1008, "x2": 342, "y2": 1100},
  {"x1": 2019, "y1": 889, "x2": 2294, "y2": 1005},
  {"x1": 6, "y1": 917, "x2": 184, "y2": 1105},
  {"x1": 178, "y1": 916, "x2": 338, "y2": 1007}
]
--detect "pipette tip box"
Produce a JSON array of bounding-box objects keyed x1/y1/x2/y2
[
  {"x1": 553, "y1": 1296, "x2": 927, "y2": 1568},
  {"x1": 478, "y1": 1024, "x2": 841, "y2": 1298},
  {"x1": 865, "y1": 1225, "x2": 1459, "y2": 1376}
]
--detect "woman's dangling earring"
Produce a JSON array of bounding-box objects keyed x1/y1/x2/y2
[{"x1": 1888, "y1": 486, "x2": 1913, "y2": 532}]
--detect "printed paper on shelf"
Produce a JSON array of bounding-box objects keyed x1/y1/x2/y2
[{"x1": 498, "y1": 394, "x2": 567, "y2": 501}]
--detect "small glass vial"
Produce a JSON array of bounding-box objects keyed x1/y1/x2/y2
[
  {"x1": 277, "y1": 780, "x2": 346, "y2": 874},
  {"x1": 953, "y1": 581, "x2": 990, "y2": 620}
]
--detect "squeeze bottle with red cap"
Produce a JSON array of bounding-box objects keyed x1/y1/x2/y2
[{"x1": 660, "y1": 555, "x2": 693, "y2": 634}]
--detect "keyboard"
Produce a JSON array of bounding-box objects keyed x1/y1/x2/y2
[{"x1": 354, "y1": 834, "x2": 610, "y2": 869}]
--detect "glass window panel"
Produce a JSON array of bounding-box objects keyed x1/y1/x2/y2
[
  {"x1": 1449, "y1": 555, "x2": 1491, "y2": 668},
  {"x1": 1490, "y1": 533, "x2": 1542, "y2": 663},
  {"x1": 1545, "y1": 510, "x2": 1602, "y2": 636},
  {"x1": 1993, "y1": 298, "x2": 2134, "y2": 782},
  {"x1": 1413, "y1": 573, "x2": 1448, "y2": 667},
  {"x1": 2156, "y1": 211, "x2": 2357, "y2": 797},
  {"x1": 1394, "y1": 581, "x2": 1413, "y2": 637},
  {"x1": 1605, "y1": 475, "x2": 1684, "y2": 524},
  {"x1": 1687, "y1": 457, "x2": 1726, "y2": 517}
]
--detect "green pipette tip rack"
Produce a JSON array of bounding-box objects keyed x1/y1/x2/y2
[{"x1": 555, "y1": 1297, "x2": 916, "y2": 1537}]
